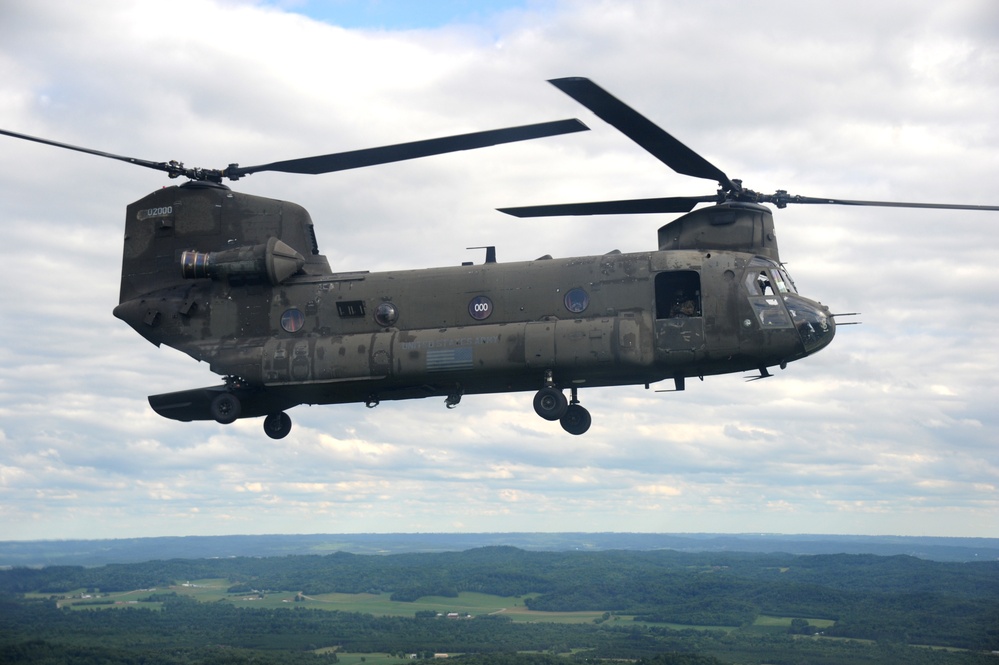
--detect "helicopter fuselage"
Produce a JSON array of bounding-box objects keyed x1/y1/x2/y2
[{"x1": 113, "y1": 183, "x2": 835, "y2": 435}]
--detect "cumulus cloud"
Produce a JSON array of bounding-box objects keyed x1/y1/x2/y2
[{"x1": 0, "y1": 0, "x2": 997, "y2": 540}]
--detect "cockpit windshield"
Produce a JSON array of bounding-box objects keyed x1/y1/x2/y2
[
  {"x1": 744, "y1": 259, "x2": 797, "y2": 296},
  {"x1": 775, "y1": 266, "x2": 797, "y2": 294},
  {"x1": 741, "y1": 257, "x2": 834, "y2": 354}
]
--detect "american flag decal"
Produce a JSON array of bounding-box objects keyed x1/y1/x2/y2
[{"x1": 426, "y1": 347, "x2": 474, "y2": 372}]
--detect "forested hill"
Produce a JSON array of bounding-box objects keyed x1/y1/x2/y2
[
  {"x1": 2, "y1": 546, "x2": 998, "y2": 650},
  {"x1": 4, "y1": 546, "x2": 997, "y2": 602},
  {"x1": 2, "y1": 532, "x2": 998, "y2": 567}
]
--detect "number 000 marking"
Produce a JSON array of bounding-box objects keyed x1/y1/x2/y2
[{"x1": 468, "y1": 296, "x2": 493, "y2": 320}]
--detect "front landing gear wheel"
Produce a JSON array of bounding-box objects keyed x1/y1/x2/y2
[
  {"x1": 210, "y1": 393, "x2": 241, "y2": 424},
  {"x1": 263, "y1": 412, "x2": 292, "y2": 439},
  {"x1": 560, "y1": 404, "x2": 591, "y2": 435},
  {"x1": 533, "y1": 386, "x2": 567, "y2": 421}
]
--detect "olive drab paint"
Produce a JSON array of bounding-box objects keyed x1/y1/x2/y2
[{"x1": 123, "y1": 188, "x2": 835, "y2": 438}]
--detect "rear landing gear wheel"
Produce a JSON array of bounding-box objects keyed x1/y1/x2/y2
[
  {"x1": 263, "y1": 412, "x2": 292, "y2": 439},
  {"x1": 560, "y1": 404, "x2": 591, "y2": 435},
  {"x1": 533, "y1": 386, "x2": 568, "y2": 421},
  {"x1": 210, "y1": 393, "x2": 241, "y2": 424}
]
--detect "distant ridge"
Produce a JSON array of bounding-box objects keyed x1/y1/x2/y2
[{"x1": 2, "y1": 532, "x2": 997, "y2": 567}]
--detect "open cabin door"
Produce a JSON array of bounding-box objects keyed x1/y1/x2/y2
[{"x1": 654, "y1": 270, "x2": 704, "y2": 364}]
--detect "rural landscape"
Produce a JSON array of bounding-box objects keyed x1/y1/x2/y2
[{"x1": 2, "y1": 534, "x2": 998, "y2": 664}]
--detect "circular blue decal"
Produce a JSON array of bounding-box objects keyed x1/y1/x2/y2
[
  {"x1": 564, "y1": 288, "x2": 590, "y2": 314},
  {"x1": 468, "y1": 295, "x2": 493, "y2": 320},
  {"x1": 280, "y1": 308, "x2": 305, "y2": 333}
]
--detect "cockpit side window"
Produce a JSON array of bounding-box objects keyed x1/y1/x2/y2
[
  {"x1": 772, "y1": 270, "x2": 789, "y2": 294},
  {"x1": 743, "y1": 262, "x2": 795, "y2": 328},
  {"x1": 776, "y1": 267, "x2": 797, "y2": 294},
  {"x1": 745, "y1": 270, "x2": 773, "y2": 295},
  {"x1": 655, "y1": 270, "x2": 701, "y2": 319},
  {"x1": 744, "y1": 264, "x2": 798, "y2": 296}
]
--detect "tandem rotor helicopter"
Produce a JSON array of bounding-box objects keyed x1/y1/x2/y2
[{"x1": 4, "y1": 77, "x2": 998, "y2": 438}]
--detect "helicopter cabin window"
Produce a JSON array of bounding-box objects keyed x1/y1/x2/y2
[
  {"x1": 655, "y1": 270, "x2": 701, "y2": 319},
  {"x1": 564, "y1": 288, "x2": 590, "y2": 314},
  {"x1": 280, "y1": 308, "x2": 305, "y2": 333}
]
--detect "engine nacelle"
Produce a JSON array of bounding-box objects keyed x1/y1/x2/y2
[{"x1": 181, "y1": 237, "x2": 305, "y2": 285}]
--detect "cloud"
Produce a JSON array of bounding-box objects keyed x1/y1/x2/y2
[{"x1": 0, "y1": 0, "x2": 997, "y2": 541}]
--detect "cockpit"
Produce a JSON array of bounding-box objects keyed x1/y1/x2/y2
[{"x1": 744, "y1": 258, "x2": 834, "y2": 354}]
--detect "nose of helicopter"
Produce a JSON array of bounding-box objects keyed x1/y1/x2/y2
[{"x1": 784, "y1": 294, "x2": 836, "y2": 355}]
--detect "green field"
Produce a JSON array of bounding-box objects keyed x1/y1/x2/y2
[
  {"x1": 331, "y1": 654, "x2": 423, "y2": 665},
  {"x1": 752, "y1": 614, "x2": 835, "y2": 629},
  {"x1": 50, "y1": 580, "x2": 834, "y2": 633},
  {"x1": 51, "y1": 579, "x2": 621, "y2": 624},
  {"x1": 178, "y1": 582, "x2": 612, "y2": 623},
  {"x1": 304, "y1": 590, "x2": 614, "y2": 624}
]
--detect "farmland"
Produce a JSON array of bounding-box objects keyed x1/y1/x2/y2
[
  {"x1": 2, "y1": 546, "x2": 997, "y2": 664},
  {"x1": 57, "y1": 582, "x2": 840, "y2": 632}
]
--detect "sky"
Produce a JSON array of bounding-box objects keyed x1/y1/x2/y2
[{"x1": 1, "y1": 0, "x2": 997, "y2": 542}]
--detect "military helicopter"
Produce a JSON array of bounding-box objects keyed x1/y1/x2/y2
[{"x1": 4, "y1": 78, "x2": 997, "y2": 439}]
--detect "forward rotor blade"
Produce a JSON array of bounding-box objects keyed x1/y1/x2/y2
[
  {"x1": 499, "y1": 195, "x2": 717, "y2": 217},
  {"x1": 778, "y1": 193, "x2": 999, "y2": 211},
  {"x1": 0, "y1": 127, "x2": 183, "y2": 177},
  {"x1": 549, "y1": 77, "x2": 739, "y2": 192},
  {"x1": 229, "y1": 118, "x2": 589, "y2": 178}
]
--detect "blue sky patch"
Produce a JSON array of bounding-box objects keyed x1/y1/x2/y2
[{"x1": 268, "y1": 0, "x2": 535, "y2": 30}]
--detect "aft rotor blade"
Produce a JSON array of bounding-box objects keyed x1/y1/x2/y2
[
  {"x1": 229, "y1": 119, "x2": 589, "y2": 177},
  {"x1": 499, "y1": 195, "x2": 717, "y2": 217},
  {"x1": 0, "y1": 127, "x2": 183, "y2": 177},
  {"x1": 549, "y1": 77, "x2": 740, "y2": 192},
  {"x1": 779, "y1": 193, "x2": 999, "y2": 211}
]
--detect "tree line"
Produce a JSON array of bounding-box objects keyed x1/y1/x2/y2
[{"x1": 1, "y1": 545, "x2": 998, "y2": 662}]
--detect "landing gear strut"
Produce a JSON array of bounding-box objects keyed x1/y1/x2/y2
[
  {"x1": 532, "y1": 374, "x2": 591, "y2": 435},
  {"x1": 559, "y1": 388, "x2": 591, "y2": 436},
  {"x1": 533, "y1": 370, "x2": 567, "y2": 420},
  {"x1": 445, "y1": 384, "x2": 463, "y2": 409},
  {"x1": 533, "y1": 385, "x2": 567, "y2": 420},
  {"x1": 263, "y1": 411, "x2": 292, "y2": 439}
]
